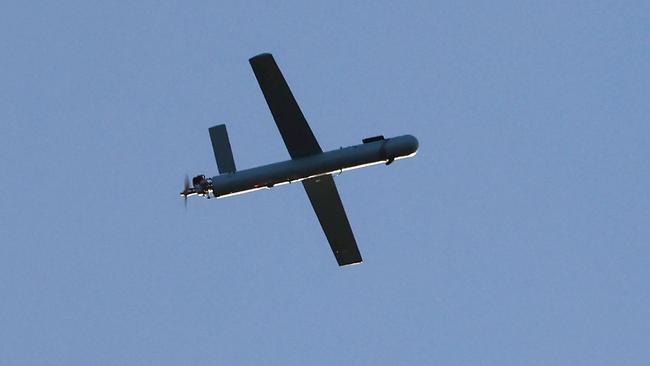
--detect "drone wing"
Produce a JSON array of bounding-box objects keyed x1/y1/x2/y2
[
  {"x1": 249, "y1": 53, "x2": 322, "y2": 159},
  {"x1": 249, "y1": 53, "x2": 362, "y2": 266},
  {"x1": 303, "y1": 175, "x2": 363, "y2": 266}
]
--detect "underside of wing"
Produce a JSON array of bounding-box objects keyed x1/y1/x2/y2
[
  {"x1": 302, "y1": 175, "x2": 362, "y2": 266},
  {"x1": 249, "y1": 53, "x2": 322, "y2": 159}
]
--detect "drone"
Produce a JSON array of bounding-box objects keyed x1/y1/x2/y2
[{"x1": 182, "y1": 53, "x2": 418, "y2": 266}]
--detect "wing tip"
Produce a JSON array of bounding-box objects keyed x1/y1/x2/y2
[
  {"x1": 336, "y1": 253, "x2": 363, "y2": 267},
  {"x1": 339, "y1": 260, "x2": 363, "y2": 267},
  {"x1": 249, "y1": 52, "x2": 274, "y2": 63}
]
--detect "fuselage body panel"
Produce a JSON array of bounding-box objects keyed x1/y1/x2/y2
[{"x1": 210, "y1": 135, "x2": 418, "y2": 198}]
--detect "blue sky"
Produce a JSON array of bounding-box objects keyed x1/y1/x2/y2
[{"x1": 1, "y1": 1, "x2": 648, "y2": 364}]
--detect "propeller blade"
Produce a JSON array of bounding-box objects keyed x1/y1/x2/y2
[{"x1": 183, "y1": 174, "x2": 189, "y2": 210}]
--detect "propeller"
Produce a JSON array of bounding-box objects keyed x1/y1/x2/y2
[{"x1": 182, "y1": 174, "x2": 190, "y2": 209}]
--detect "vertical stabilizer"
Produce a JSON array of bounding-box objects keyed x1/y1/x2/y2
[{"x1": 209, "y1": 124, "x2": 237, "y2": 174}]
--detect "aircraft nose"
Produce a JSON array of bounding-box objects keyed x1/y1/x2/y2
[
  {"x1": 382, "y1": 135, "x2": 419, "y2": 159},
  {"x1": 402, "y1": 135, "x2": 419, "y2": 155}
]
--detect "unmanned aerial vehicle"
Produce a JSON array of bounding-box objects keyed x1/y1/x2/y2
[{"x1": 181, "y1": 53, "x2": 418, "y2": 266}]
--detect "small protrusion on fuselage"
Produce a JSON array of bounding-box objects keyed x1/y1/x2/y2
[{"x1": 362, "y1": 135, "x2": 385, "y2": 144}]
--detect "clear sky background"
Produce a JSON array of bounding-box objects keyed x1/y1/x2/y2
[{"x1": 1, "y1": 1, "x2": 648, "y2": 365}]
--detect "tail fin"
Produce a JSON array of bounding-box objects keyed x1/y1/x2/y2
[{"x1": 208, "y1": 124, "x2": 237, "y2": 174}]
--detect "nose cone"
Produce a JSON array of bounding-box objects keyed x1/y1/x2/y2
[
  {"x1": 383, "y1": 135, "x2": 419, "y2": 159},
  {"x1": 402, "y1": 135, "x2": 419, "y2": 155}
]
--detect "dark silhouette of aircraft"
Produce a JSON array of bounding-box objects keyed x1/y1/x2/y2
[{"x1": 182, "y1": 53, "x2": 418, "y2": 266}]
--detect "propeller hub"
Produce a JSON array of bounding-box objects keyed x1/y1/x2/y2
[{"x1": 181, "y1": 174, "x2": 213, "y2": 208}]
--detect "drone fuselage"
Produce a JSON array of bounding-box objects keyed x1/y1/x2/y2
[{"x1": 209, "y1": 134, "x2": 418, "y2": 198}]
